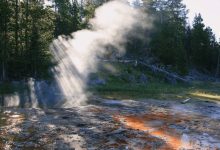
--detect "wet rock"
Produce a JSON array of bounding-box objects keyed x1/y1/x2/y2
[
  {"x1": 76, "y1": 123, "x2": 87, "y2": 127},
  {"x1": 25, "y1": 141, "x2": 39, "y2": 148},
  {"x1": 103, "y1": 100, "x2": 124, "y2": 106},
  {"x1": 2, "y1": 98, "x2": 220, "y2": 149},
  {"x1": 106, "y1": 128, "x2": 127, "y2": 136},
  {"x1": 17, "y1": 132, "x2": 30, "y2": 139},
  {"x1": 62, "y1": 116, "x2": 70, "y2": 119},
  {"x1": 148, "y1": 120, "x2": 164, "y2": 127},
  {"x1": 169, "y1": 124, "x2": 186, "y2": 132}
]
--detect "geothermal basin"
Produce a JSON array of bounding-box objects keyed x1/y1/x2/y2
[{"x1": 1, "y1": 98, "x2": 220, "y2": 150}]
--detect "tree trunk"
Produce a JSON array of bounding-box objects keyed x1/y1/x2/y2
[
  {"x1": 25, "y1": 0, "x2": 29, "y2": 51},
  {"x1": 24, "y1": 0, "x2": 29, "y2": 75},
  {"x1": 2, "y1": 62, "x2": 6, "y2": 81},
  {"x1": 2, "y1": 0, "x2": 9, "y2": 81},
  {"x1": 15, "y1": 0, "x2": 19, "y2": 54}
]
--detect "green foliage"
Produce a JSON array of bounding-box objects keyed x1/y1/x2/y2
[
  {"x1": 0, "y1": 0, "x2": 219, "y2": 82},
  {"x1": 81, "y1": 3, "x2": 96, "y2": 28},
  {"x1": 0, "y1": 0, "x2": 56, "y2": 80},
  {"x1": 149, "y1": 0, "x2": 188, "y2": 74},
  {"x1": 0, "y1": 0, "x2": 109, "y2": 81},
  {"x1": 190, "y1": 14, "x2": 219, "y2": 72},
  {"x1": 92, "y1": 79, "x2": 220, "y2": 101},
  {"x1": 0, "y1": 0, "x2": 12, "y2": 81},
  {"x1": 54, "y1": 0, "x2": 81, "y2": 36},
  {"x1": 91, "y1": 66, "x2": 220, "y2": 100},
  {"x1": 149, "y1": 0, "x2": 219, "y2": 75}
]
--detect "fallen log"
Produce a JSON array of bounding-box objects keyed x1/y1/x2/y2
[
  {"x1": 100, "y1": 59, "x2": 190, "y2": 83},
  {"x1": 181, "y1": 98, "x2": 191, "y2": 104},
  {"x1": 138, "y1": 61, "x2": 190, "y2": 83}
]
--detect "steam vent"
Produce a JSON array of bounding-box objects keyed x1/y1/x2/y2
[{"x1": 1, "y1": 0, "x2": 220, "y2": 149}]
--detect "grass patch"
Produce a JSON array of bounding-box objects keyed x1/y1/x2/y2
[
  {"x1": 190, "y1": 92, "x2": 220, "y2": 101},
  {"x1": 90, "y1": 62, "x2": 220, "y2": 101},
  {"x1": 90, "y1": 81, "x2": 190, "y2": 100},
  {"x1": 90, "y1": 80, "x2": 220, "y2": 101}
]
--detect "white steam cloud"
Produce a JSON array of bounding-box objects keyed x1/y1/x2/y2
[{"x1": 50, "y1": 0, "x2": 150, "y2": 107}]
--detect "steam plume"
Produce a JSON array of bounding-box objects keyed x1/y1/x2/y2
[{"x1": 50, "y1": 0, "x2": 150, "y2": 107}]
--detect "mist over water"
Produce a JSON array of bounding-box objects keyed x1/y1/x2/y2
[{"x1": 50, "y1": 0, "x2": 150, "y2": 107}]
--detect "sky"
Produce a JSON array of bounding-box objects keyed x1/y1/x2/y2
[{"x1": 183, "y1": 0, "x2": 220, "y2": 40}]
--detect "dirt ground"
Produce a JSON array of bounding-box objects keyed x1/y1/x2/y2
[{"x1": 1, "y1": 98, "x2": 220, "y2": 150}]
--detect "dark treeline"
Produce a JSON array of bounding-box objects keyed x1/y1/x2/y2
[
  {"x1": 0, "y1": 0, "x2": 98, "y2": 81},
  {"x1": 143, "y1": 0, "x2": 220, "y2": 75},
  {"x1": 0, "y1": 0, "x2": 55, "y2": 80},
  {"x1": 0, "y1": 0, "x2": 219, "y2": 82}
]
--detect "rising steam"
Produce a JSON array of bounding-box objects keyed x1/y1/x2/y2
[{"x1": 50, "y1": 0, "x2": 150, "y2": 107}]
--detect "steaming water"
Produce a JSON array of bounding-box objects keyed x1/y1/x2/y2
[{"x1": 50, "y1": 0, "x2": 149, "y2": 107}]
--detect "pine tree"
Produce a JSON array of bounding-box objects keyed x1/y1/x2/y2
[
  {"x1": 191, "y1": 14, "x2": 216, "y2": 72},
  {"x1": 0, "y1": 0, "x2": 56, "y2": 80},
  {"x1": 54, "y1": 0, "x2": 81, "y2": 36},
  {"x1": 216, "y1": 42, "x2": 220, "y2": 77},
  {"x1": 150, "y1": 0, "x2": 188, "y2": 74},
  {"x1": 0, "y1": 0, "x2": 12, "y2": 81}
]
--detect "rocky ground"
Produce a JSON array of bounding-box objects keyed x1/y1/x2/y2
[{"x1": 1, "y1": 98, "x2": 220, "y2": 150}]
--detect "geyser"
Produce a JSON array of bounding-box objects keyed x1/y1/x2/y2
[{"x1": 50, "y1": 0, "x2": 150, "y2": 107}]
